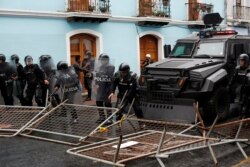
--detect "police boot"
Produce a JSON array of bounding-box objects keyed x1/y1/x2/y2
[
  {"x1": 116, "y1": 112, "x2": 123, "y2": 121},
  {"x1": 96, "y1": 110, "x2": 106, "y2": 123}
]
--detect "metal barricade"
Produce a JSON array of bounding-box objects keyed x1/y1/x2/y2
[
  {"x1": 155, "y1": 103, "x2": 249, "y2": 166},
  {"x1": 21, "y1": 102, "x2": 119, "y2": 145},
  {"x1": 0, "y1": 105, "x2": 47, "y2": 137},
  {"x1": 67, "y1": 117, "x2": 198, "y2": 166}
]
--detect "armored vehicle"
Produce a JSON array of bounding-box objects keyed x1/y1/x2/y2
[{"x1": 140, "y1": 13, "x2": 250, "y2": 123}]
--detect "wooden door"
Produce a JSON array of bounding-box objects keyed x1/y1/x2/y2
[
  {"x1": 68, "y1": 0, "x2": 89, "y2": 12},
  {"x1": 140, "y1": 35, "x2": 158, "y2": 69},
  {"x1": 139, "y1": 0, "x2": 153, "y2": 16},
  {"x1": 189, "y1": 0, "x2": 199, "y2": 20},
  {"x1": 70, "y1": 34, "x2": 96, "y2": 92}
]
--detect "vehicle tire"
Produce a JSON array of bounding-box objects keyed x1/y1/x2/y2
[{"x1": 200, "y1": 87, "x2": 230, "y2": 124}]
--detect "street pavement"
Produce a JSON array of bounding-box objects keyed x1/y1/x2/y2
[
  {"x1": 0, "y1": 96, "x2": 250, "y2": 166},
  {"x1": 0, "y1": 136, "x2": 250, "y2": 167}
]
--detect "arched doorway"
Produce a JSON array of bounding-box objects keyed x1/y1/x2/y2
[
  {"x1": 140, "y1": 35, "x2": 158, "y2": 69},
  {"x1": 70, "y1": 33, "x2": 97, "y2": 93},
  {"x1": 70, "y1": 33, "x2": 96, "y2": 64}
]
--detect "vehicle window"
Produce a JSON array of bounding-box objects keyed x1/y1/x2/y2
[
  {"x1": 195, "y1": 42, "x2": 224, "y2": 58},
  {"x1": 170, "y1": 42, "x2": 194, "y2": 57}
]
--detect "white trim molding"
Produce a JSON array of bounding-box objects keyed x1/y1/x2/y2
[
  {"x1": 0, "y1": 8, "x2": 206, "y2": 26},
  {"x1": 66, "y1": 29, "x2": 103, "y2": 63},
  {"x1": 137, "y1": 31, "x2": 164, "y2": 73}
]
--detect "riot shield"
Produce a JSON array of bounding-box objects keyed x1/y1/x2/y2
[
  {"x1": 92, "y1": 57, "x2": 115, "y2": 123},
  {"x1": 55, "y1": 66, "x2": 82, "y2": 104},
  {"x1": 10, "y1": 58, "x2": 25, "y2": 105},
  {"x1": 92, "y1": 57, "x2": 115, "y2": 102},
  {"x1": 39, "y1": 55, "x2": 57, "y2": 93}
]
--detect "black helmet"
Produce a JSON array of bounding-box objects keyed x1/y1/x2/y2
[
  {"x1": 57, "y1": 61, "x2": 68, "y2": 70},
  {"x1": 0, "y1": 54, "x2": 6, "y2": 62},
  {"x1": 24, "y1": 55, "x2": 33, "y2": 62},
  {"x1": 119, "y1": 63, "x2": 130, "y2": 72},
  {"x1": 11, "y1": 54, "x2": 19, "y2": 63},
  {"x1": 39, "y1": 55, "x2": 51, "y2": 62},
  {"x1": 239, "y1": 53, "x2": 249, "y2": 62}
]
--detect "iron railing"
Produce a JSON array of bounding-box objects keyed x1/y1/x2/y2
[
  {"x1": 186, "y1": 3, "x2": 213, "y2": 21},
  {"x1": 139, "y1": 0, "x2": 171, "y2": 18},
  {"x1": 233, "y1": 6, "x2": 250, "y2": 20},
  {"x1": 67, "y1": 0, "x2": 110, "y2": 14}
]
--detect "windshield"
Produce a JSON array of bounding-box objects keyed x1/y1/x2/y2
[
  {"x1": 195, "y1": 41, "x2": 224, "y2": 58},
  {"x1": 170, "y1": 42, "x2": 195, "y2": 57}
]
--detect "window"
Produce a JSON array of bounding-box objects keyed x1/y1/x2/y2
[
  {"x1": 194, "y1": 41, "x2": 224, "y2": 58},
  {"x1": 170, "y1": 42, "x2": 195, "y2": 57}
]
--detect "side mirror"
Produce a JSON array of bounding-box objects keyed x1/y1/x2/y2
[{"x1": 164, "y1": 44, "x2": 171, "y2": 58}]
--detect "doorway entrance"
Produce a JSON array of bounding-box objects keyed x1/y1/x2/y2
[{"x1": 70, "y1": 33, "x2": 97, "y2": 93}]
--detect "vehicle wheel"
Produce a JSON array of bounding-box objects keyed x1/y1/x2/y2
[{"x1": 200, "y1": 87, "x2": 230, "y2": 124}]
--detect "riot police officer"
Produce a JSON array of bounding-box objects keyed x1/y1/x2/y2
[
  {"x1": 95, "y1": 54, "x2": 115, "y2": 123},
  {"x1": 23, "y1": 55, "x2": 49, "y2": 106},
  {"x1": 39, "y1": 55, "x2": 57, "y2": 106},
  {"x1": 108, "y1": 63, "x2": 143, "y2": 120},
  {"x1": 72, "y1": 56, "x2": 84, "y2": 92},
  {"x1": 0, "y1": 54, "x2": 15, "y2": 105},
  {"x1": 229, "y1": 53, "x2": 250, "y2": 116},
  {"x1": 142, "y1": 54, "x2": 153, "y2": 70},
  {"x1": 82, "y1": 51, "x2": 95, "y2": 101},
  {"x1": 10, "y1": 54, "x2": 25, "y2": 105},
  {"x1": 55, "y1": 61, "x2": 78, "y2": 122}
]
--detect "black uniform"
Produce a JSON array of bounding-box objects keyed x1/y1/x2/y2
[
  {"x1": 15, "y1": 63, "x2": 25, "y2": 105},
  {"x1": 39, "y1": 55, "x2": 57, "y2": 106},
  {"x1": 111, "y1": 71, "x2": 143, "y2": 119},
  {"x1": 23, "y1": 64, "x2": 46, "y2": 106},
  {"x1": 229, "y1": 65, "x2": 250, "y2": 115},
  {"x1": 141, "y1": 58, "x2": 153, "y2": 74},
  {"x1": 55, "y1": 66, "x2": 79, "y2": 120},
  {"x1": 82, "y1": 57, "x2": 95, "y2": 100},
  {"x1": 95, "y1": 63, "x2": 115, "y2": 122},
  {"x1": 0, "y1": 62, "x2": 15, "y2": 105},
  {"x1": 73, "y1": 63, "x2": 82, "y2": 79}
]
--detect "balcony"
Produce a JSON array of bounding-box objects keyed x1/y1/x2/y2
[
  {"x1": 68, "y1": 0, "x2": 110, "y2": 13},
  {"x1": 138, "y1": 0, "x2": 171, "y2": 26},
  {"x1": 139, "y1": 0, "x2": 170, "y2": 18},
  {"x1": 67, "y1": 0, "x2": 111, "y2": 23},
  {"x1": 186, "y1": 2, "x2": 213, "y2": 21},
  {"x1": 233, "y1": 6, "x2": 250, "y2": 21}
]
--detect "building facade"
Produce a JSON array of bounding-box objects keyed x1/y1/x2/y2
[{"x1": 0, "y1": 0, "x2": 248, "y2": 73}]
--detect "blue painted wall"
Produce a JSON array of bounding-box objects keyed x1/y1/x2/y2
[
  {"x1": 0, "y1": 0, "x2": 65, "y2": 11},
  {"x1": 0, "y1": 0, "x2": 232, "y2": 73},
  {"x1": 0, "y1": 17, "x2": 139, "y2": 71},
  {"x1": 0, "y1": 17, "x2": 67, "y2": 65},
  {"x1": 111, "y1": 0, "x2": 137, "y2": 17},
  {"x1": 171, "y1": 0, "x2": 188, "y2": 20}
]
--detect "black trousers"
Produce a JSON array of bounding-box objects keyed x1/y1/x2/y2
[
  {"x1": 25, "y1": 83, "x2": 44, "y2": 106},
  {"x1": 116, "y1": 95, "x2": 143, "y2": 119},
  {"x1": 15, "y1": 80, "x2": 25, "y2": 105},
  {"x1": 0, "y1": 81, "x2": 13, "y2": 105},
  {"x1": 96, "y1": 100, "x2": 112, "y2": 119},
  {"x1": 84, "y1": 77, "x2": 92, "y2": 98}
]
